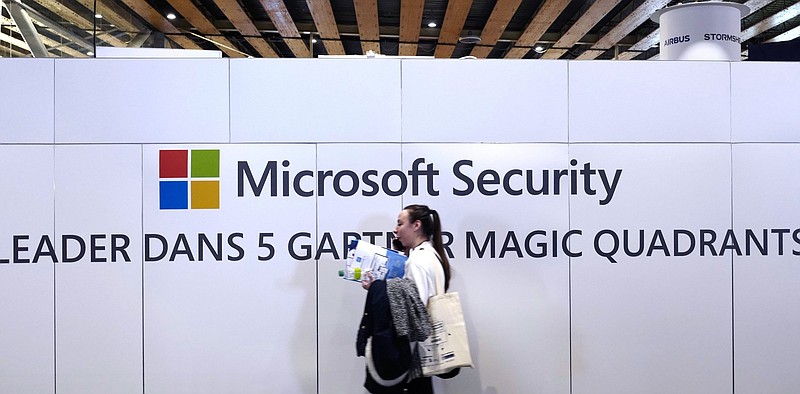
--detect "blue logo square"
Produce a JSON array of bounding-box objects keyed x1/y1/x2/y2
[{"x1": 160, "y1": 181, "x2": 188, "y2": 210}]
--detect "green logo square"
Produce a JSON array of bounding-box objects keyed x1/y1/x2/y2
[{"x1": 191, "y1": 150, "x2": 220, "y2": 178}]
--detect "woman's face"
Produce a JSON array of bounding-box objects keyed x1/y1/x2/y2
[{"x1": 394, "y1": 210, "x2": 418, "y2": 249}]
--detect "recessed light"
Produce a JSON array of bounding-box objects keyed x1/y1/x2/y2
[
  {"x1": 312, "y1": 38, "x2": 317, "y2": 43},
  {"x1": 166, "y1": 13, "x2": 176, "y2": 20},
  {"x1": 458, "y1": 34, "x2": 481, "y2": 44},
  {"x1": 87, "y1": 51, "x2": 94, "y2": 56},
  {"x1": 428, "y1": 22, "x2": 437, "y2": 28},
  {"x1": 534, "y1": 45, "x2": 545, "y2": 53},
  {"x1": 95, "y1": 14, "x2": 102, "y2": 19}
]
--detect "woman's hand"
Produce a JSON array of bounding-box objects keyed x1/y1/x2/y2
[{"x1": 361, "y1": 271, "x2": 374, "y2": 290}]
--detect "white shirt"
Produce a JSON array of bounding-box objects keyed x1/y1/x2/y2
[{"x1": 404, "y1": 240, "x2": 446, "y2": 305}]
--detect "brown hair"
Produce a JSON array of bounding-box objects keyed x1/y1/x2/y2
[{"x1": 404, "y1": 204, "x2": 451, "y2": 291}]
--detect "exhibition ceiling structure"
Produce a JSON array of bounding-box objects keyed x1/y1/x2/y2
[{"x1": 1, "y1": 0, "x2": 799, "y2": 60}]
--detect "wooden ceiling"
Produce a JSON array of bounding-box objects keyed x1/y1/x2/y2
[{"x1": 1, "y1": 0, "x2": 799, "y2": 59}]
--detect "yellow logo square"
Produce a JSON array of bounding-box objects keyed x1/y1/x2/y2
[{"x1": 191, "y1": 180, "x2": 220, "y2": 209}]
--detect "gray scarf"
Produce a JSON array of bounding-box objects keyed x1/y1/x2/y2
[{"x1": 386, "y1": 278, "x2": 432, "y2": 381}]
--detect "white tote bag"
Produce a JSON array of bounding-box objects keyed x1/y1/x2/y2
[{"x1": 419, "y1": 273, "x2": 473, "y2": 376}]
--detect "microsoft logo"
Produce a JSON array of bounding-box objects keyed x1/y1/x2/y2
[{"x1": 159, "y1": 149, "x2": 220, "y2": 210}]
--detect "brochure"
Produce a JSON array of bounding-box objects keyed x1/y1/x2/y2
[{"x1": 340, "y1": 239, "x2": 406, "y2": 283}]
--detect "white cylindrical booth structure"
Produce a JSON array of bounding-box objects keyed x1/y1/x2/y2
[{"x1": 652, "y1": 1, "x2": 750, "y2": 61}]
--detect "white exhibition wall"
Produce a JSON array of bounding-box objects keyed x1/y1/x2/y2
[{"x1": 0, "y1": 58, "x2": 799, "y2": 394}]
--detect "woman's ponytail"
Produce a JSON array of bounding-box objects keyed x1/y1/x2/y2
[{"x1": 404, "y1": 204, "x2": 451, "y2": 290}]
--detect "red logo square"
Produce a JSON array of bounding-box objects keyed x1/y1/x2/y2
[{"x1": 160, "y1": 150, "x2": 188, "y2": 178}]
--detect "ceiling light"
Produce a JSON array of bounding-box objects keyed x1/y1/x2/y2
[
  {"x1": 166, "y1": 13, "x2": 176, "y2": 20},
  {"x1": 95, "y1": 14, "x2": 102, "y2": 19},
  {"x1": 87, "y1": 51, "x2": 94, "y2": 56},
  {"x1": 458, "y1": 32, "x2": 481, "y2": 44},
  {"x1": 312, "y1": 38, "x2": 317, "y2": 43},
  {"x1": 534, "y1": 45, "x2": 545, "y2": 54},
  {"x1": 428, "y1": 22, "x2": 437, "y2": 28}
]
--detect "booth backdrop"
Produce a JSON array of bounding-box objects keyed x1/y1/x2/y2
[{"x1": 1, "y1": 58, "x2": 799, "y2": 394}]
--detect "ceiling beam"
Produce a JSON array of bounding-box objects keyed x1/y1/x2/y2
[
  {"x1": 127, "y1": 32, "x2": 150, "y2": 47},
  {"x1": 505, "y1": 0, "x2": 570, "y2": 58},
  {"x1": 738, "y1": 0, "x2": 780, "y2": 56},
  {"x1": 307, "y1": 0, "x2": 345, "y2": 55},
  {"x1": 541, "y1": 0, "x2": 625, "y2": 59},
  {"x1": 74, "y1": 0, "x2": 145, "y2": 35},
  {"x1": 0, "y1": 34, "x2": 30, "y2": 57},
  {"x1": 117, "y1": 0, "x2": 203, "y2": 50},
  {"x1": 0, "y1": 31, "x2": 29, "y2": 51},
  {"x1": 28, "y1": 0, "x2": 91, "y2": 30},
  {"x1": 258, "y1": 0, "x2": 310, "y2": 57},
  {"x1": 1, "y1": 14, "x2": 88, "y2": 57},
  {"x1": 745, "y1": 0, "x2": 780, "y2": 14},
  {"x1": 164, "y1": 0, "x2": 245, "y2": 57},
  {"x1": 399, "y1": 0, "x2": 424, "y2": 55},
  {"x1": 576, "y1": 0, "x2": 670, "y2": 60},
  {"x1": 616, "y1": 29, "x2": 658, "y2": 60},
  {"x1": 0, "y1": 9, "x2": 34, "y2": 54},
  {"x1": 470, "y1": 0, "x2": 523, "y2": 58},
  {"x1": 21, "y1": 3, "x2": 96, "y2": 51},
  {"x1": 433, "y1": 0, "x2": 472, "y2": 58},
  {"x1": 767, "y1": 23, "x2": 800, "y2": 42},
  {"x1": 353, "y1": 0, "x2": 380, "y2": 54},
  {"x1": 742, "y1": 0, "x2": 800, "y2": 40},
  {"x1": 211, "y1": 0, "x2": 277, "y2": 57},
  {"x1": 0, "y1": 6, "x2": 26, "y2": 57},
  {"x1": 29, "y1": 0, "x2": 127, "y2": 47},
  {"x1": 0, "y1": 41, "x2": 31, "y2": 57},
  {"x1": 6, "y1": 1, "x2": 49, "y2": 57},
  {"x1": 39, "y1": 37, "x2": 89, "y2": 57},
  {"x1": 578, "y1": 49, "x2": 606, "y2": 58},
  {"x1": 761, "y1": 0, "x2": 800, "y2": 43}
]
